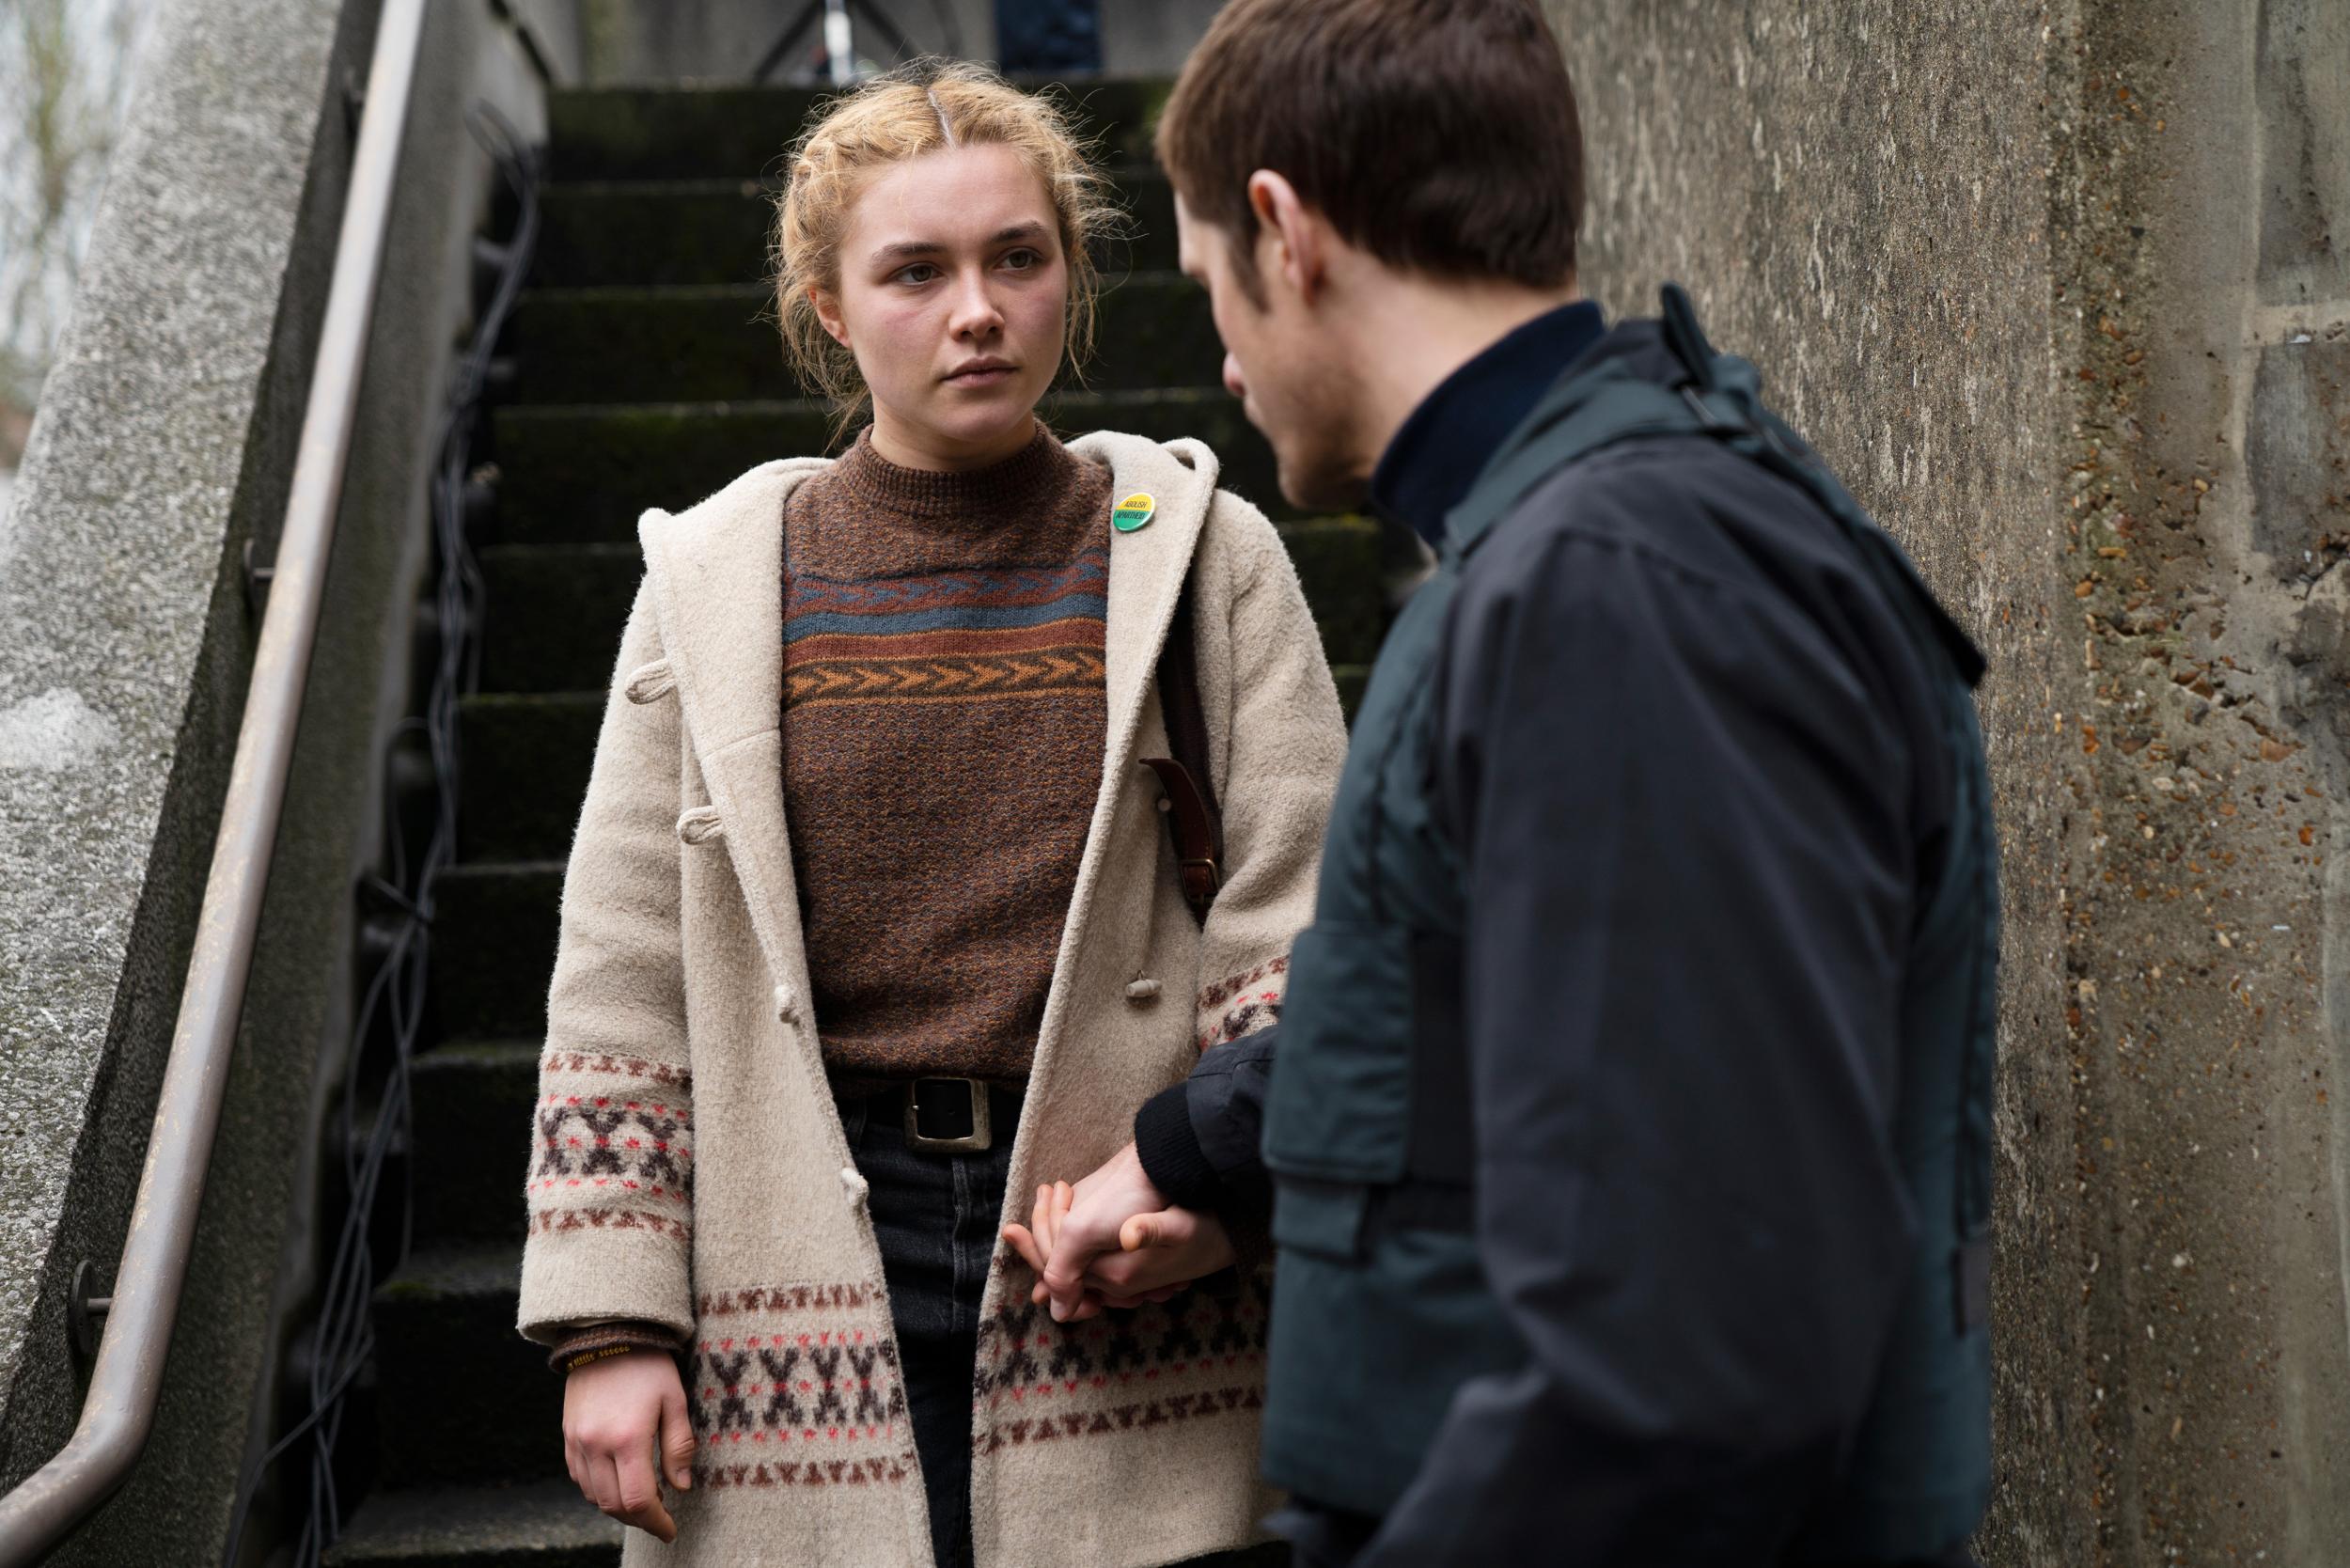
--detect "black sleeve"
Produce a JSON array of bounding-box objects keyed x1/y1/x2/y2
[
  {"x1": 1134, "y1": 1027, "x2": 1277, "y2": 1219},
  {"x1": 1358, "y1": 499, "x2": 1922, "y2": 1563}
]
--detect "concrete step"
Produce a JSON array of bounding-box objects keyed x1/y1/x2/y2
[
  {"x1": 473, "y1": 516, "x2": 1379, "y2": 700},
  {"x1": 505, "y1": 274, "x2": 1219, "y2": 405},
  {"x1": 369, "y1": 1244, "x2": 558, "y2": 1488},
  {"x1": 1332, "y1": 664, "x2": 1369, "y2": 719},
  {"x1": 325, "y1": 1480, "x2": 619, "y2": 1567},
  {"x1": 534, "y1": 178, "x2": 770, "y2": 290},
  {"x1": 547, "y1": 78, "x2": 1168, "y2": 182},
  {"x1": 492, "y1": 388, "x2": 1292, "y2": 546},
  {"x1": 1278, "y1": 517, "x2": 1388, "y2": 671},
  {"x1": 476, "y1": 543, "x2": 638, "y2": 696},
  {"x1": 409, "y1": 1041, "x2": 541, "y2": 1248},
  {"x1": 430, "y1": 863, "x2": 562, "y2": 1043},
  {"x1": 531, "y1": 168, "x2": 1179, "y2": 290},
  {"x1": 458, "y1": 694, "x2": 600, "y2": 865}
]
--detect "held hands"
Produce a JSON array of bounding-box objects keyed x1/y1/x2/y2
[
  {"x1": 998, "y1": 1139, "x2": 1237, "y2": 1323},
  {"x1": 562, "y1": 1349, "x2": 694, "y2": 1542}
]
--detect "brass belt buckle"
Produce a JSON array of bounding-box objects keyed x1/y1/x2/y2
[{"x1": 904, "y1": 1077, "x2": 992, "y2": 1153}]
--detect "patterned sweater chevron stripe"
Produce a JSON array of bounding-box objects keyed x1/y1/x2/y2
[{"x1": 782, "y1": 551, "x2": 1108, "y2": 713}]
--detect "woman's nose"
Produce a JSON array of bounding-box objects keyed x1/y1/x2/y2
[
  {"x1": 1222, "y1": 352, "x2": 1248, "y2": 400},
  {"x1": 950, "y1": 270, "x2": 1005, "y2": 338}
]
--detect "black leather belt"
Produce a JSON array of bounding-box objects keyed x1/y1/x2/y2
[{"x1": 857, "y1": 1078, "x2": 1023, "y2": 1154}]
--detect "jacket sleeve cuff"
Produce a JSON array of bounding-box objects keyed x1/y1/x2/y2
[
  {"x1": 1134, "y1": 1081, "x2": 1222, "y2": 1212},
  {"x1": 547, "y1": 1319, "x2": 687, "y2": 1376}
]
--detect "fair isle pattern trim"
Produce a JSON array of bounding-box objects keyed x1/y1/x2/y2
[
  {"x1": 531, "y1": 1051, "x2": 695, "y2": 1226},
  {"x1": 697, "y1": 1282, "x2": 879, "y2": 1318},
  {"x1": 971, "y1": 1271, "x2": 1271, "y2": 1452},
  {"x1": 783, "y1": 549, "x2": 1109, "y2": 713},
  {"x1": 697, "y1": 1451, "x2": 915, "y2": 1491},
  {"x1": 687, "y1": 1279, "x2": 915, "y2": 1489},
  {"x1": 1196, "y1": 956, "x2": 1289, "y2": 1052},
  {"x1": 530, "y1": 1208, "x2": 691, "y2": 1240},
  {"x1": 540, "y1": 1049, "x2": 691, "y2": 1090}
]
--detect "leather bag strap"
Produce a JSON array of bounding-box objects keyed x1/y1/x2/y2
[{"x1": 1143, "y1": 578, "x2": 1225, "y2": 927}]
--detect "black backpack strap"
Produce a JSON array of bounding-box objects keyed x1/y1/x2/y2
[
  {"x1": 1657, "y1": 283, "x2": 1987, "y2": 689},
  {"x1": 1142, "y1": 577, "x2": 1224, "y2": 927}
]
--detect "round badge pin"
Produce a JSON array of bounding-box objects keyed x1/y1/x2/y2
[{"x1": 1111, "y1": 492, "x2": 1156, "y2": 533}]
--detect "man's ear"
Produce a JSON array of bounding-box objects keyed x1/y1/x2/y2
[
  {"x1": 808, "y1": 282, "x2": 850, "y2": 348},
  {"x1": 1245, "y1": 170, "x2": 1325, "y2": 306}
]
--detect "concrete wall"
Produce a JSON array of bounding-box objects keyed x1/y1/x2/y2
[
  {"x1": 1547, "y1": 0, "x2": 2347, "y2": 1560},
  {"x1": 0, "y1": 0, "x2": 552, "y2": 1560}
]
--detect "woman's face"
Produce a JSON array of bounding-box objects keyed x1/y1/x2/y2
[{"x1": 814, "y1": 142, "x2": 1069, "y2": 469}]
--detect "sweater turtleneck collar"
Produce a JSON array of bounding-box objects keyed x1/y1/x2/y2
[{"x1": 831, "y1": 420, "x2": 1076, "y2": 524}]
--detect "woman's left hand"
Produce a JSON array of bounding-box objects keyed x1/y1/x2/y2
[
  {"x1": 1089, "y1": 1205, "x2": 1237, "y2": 1310},
  {"x1": 1002, "y1": 1181, "x2": 1233, "y2": 1321}
]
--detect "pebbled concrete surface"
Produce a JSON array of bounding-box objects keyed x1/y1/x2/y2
[
  {"x1": 0, "y1": 0, "x2": 367, "y2": 1504},
  {"x1": 2048, "y1": 1, "x2": 2350, "y2": 1562}
]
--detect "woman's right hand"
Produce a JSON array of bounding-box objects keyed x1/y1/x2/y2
[{"x1": 562, "y1": 1349, "x2": 696, "y2": 1542}]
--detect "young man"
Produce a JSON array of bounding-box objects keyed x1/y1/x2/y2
[{"x1": 1018, "y1": 2, "x2": 2000, "y2": 1562}]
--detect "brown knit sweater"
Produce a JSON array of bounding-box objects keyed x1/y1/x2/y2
[{"x1": 782, "y1": 423, "x2": 1112, "y2": 1090}]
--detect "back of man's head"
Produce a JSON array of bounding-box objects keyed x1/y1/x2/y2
[{"x1": 1155, "y1": 0, "x2": 1584, "y2": 299}]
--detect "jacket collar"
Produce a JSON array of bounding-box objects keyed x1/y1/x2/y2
[
  {"x1": 634, "y1": 431, "x2": 1215, "y2": 982},
  {"x1": 1369, "y1": 299, "x2": 1606, "y2": 548}
]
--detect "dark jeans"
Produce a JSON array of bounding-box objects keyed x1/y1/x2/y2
[
  {"x1": 840, "y1": 1086, "x2": 1019, "y2": 1568},
  {"x1": 842, "y1": 1085, "x2": 1289, "y2": 1568},
  {"x1": 1264, "y1": 1501, "x2": 1380, "y2": 1568}
]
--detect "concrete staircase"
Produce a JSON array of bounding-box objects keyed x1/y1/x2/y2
[{"x1": 324, "y1": 78, "x2": 1385, "y2": 1565}]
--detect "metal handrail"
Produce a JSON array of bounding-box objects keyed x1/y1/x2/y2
[{"x1": 0, "y1": 0, "x2": 428, "y2": 1557}]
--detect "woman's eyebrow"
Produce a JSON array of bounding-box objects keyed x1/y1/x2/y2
[{"x1": 867, "y1": 223, "x2": 1051, "y2": 268}]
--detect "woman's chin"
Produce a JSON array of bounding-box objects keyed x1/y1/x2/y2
[{"x1": 924, "y1": 400, "x2": 1042, "y2": 455}]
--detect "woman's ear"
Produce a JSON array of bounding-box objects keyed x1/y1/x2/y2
[{"x1": 808, "y1": 282, "x2": 850, "y2": 349}]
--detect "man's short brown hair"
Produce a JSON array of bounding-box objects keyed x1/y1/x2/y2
[{"x1": 1155, "y1": 0, "x2": 1583, "y2": 295}]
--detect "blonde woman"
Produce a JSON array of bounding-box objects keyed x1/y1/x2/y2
[{"x1": 514, "y1": 60, "x2": 1346, "y2": 1568}]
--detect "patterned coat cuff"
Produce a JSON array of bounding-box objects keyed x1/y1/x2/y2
[{"x1": 548, "y1": 1319, "x2": 686, "y2": 1375}]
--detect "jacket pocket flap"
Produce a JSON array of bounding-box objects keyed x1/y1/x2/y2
[
  {"x1": 1261, "y1": 919, "x2": 1415, "y2": 1184},
  {"x1": 1270, "y1": 1179, "x2": 1371, "y2": 1262}
]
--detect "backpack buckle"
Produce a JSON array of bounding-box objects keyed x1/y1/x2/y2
[
  {"x1": 1680, "y1": 384, "x2": 1747, "y2": 436},
  {"x1": 1177, "y1": 855, "x2": 1223, "y2": 920}
]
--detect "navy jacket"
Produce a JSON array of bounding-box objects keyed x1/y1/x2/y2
[{"x1": 1138, "y1": 310, "x2": 1981, "y2": 1563}]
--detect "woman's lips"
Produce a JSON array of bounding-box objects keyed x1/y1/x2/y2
[{"x1": 945, "y1": 363, "x2": 1016, "y2": 386}]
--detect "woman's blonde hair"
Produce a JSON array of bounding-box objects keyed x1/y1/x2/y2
[{"x1": 772, "y1": 59, "x2": 1124, "y2": 435}]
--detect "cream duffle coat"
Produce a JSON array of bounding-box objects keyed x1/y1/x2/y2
[{"x1": 515, "y1": 431, "x2": 1349, "y2": 1567}]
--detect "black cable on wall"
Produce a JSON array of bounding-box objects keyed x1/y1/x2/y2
[{"x1": 222, "y1": 100, "x2": 539, "y2": 1568}]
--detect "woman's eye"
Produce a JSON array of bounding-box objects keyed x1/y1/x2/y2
[
  {"x1": 1002, "y1": 248, "x2": 1042, "y2": 272},
  {"x1": 896, "y1": 262, "x2": 940, "y2": 285}
]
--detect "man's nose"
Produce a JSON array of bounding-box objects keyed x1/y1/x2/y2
[{"x1": 1222, "y1": 352, "x2": 1247, "y2": 400}]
